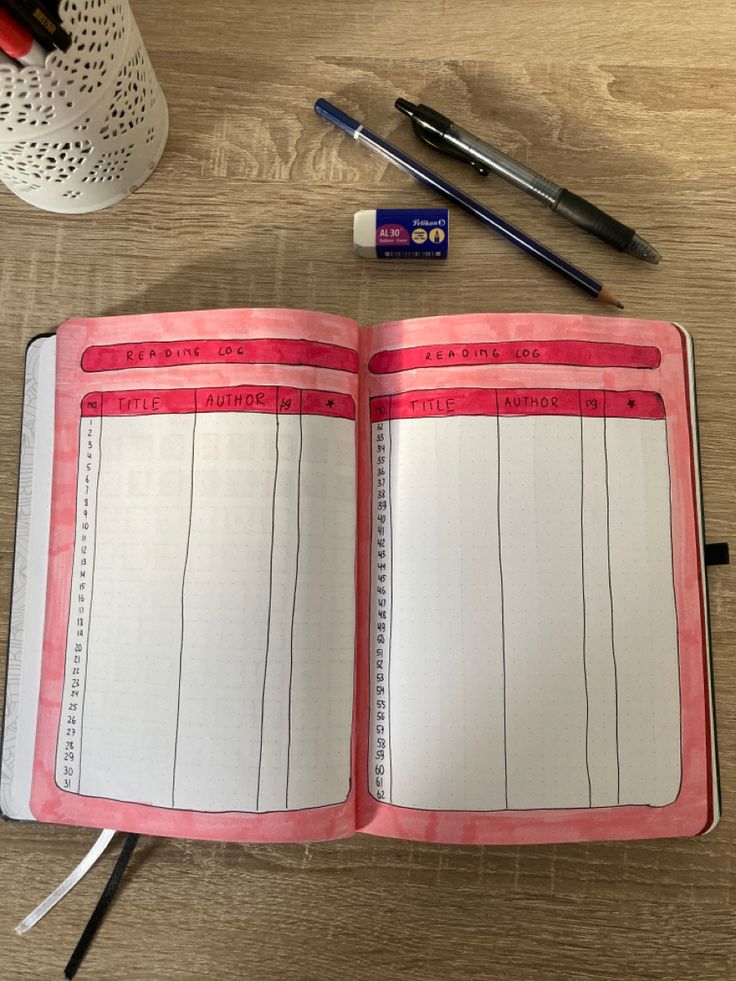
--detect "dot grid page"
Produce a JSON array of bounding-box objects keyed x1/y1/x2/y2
[
  {"x1": 32, "y1": 309, "x2": 361, "y2": 842},
  {"x1": 370, "y1": 393, "x2": 678, "y2": 812},
  {"x1": 358, "y1": 314, "x2": 713, "y2": 846},
  {"x1": 58, "y1": 387, "x2": 355, "y2": 812}
]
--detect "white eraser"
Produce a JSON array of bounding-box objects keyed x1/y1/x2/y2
[
  {"x1": 353, "y1": 208, "x2": 449, "y2": 259},
  {"x1": 353, "y1": 210, "x2": 378, "y2": 258}
]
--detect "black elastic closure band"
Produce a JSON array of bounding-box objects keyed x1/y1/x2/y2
[
  {"x1": 705, "y1": 542, "x2": 730, "y2": 566},
  {"x1": 64, "y1": 833, "x2": 140, "y2": 980}
]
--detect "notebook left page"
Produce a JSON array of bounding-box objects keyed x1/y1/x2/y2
[{"x1": 30, "y1": 308, "x2": 360, "y2": 842}]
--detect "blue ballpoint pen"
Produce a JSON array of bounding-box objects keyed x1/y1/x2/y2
[{"x1": 314, "y1": 99, "x2": 623, "y2": 308}]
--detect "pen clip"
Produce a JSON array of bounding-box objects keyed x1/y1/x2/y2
[{"x1": 410, "y1": 119, "x2": 490, "y2": 176}]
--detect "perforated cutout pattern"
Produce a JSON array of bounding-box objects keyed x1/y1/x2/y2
[
  {"x1": 0, "y1": 0, "x2": 168, "y2": 213},
  {"x1": 101, "y1": 50, "x2": 152, "y2": 139},
  {"x1": 82, "y1": 144, "x2": 133, "y2": 181},
  {"x1": 1, "y1": 139, "x2": 93, "y2": 184}
]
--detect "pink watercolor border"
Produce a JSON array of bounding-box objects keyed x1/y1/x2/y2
[
  {"x1": 30, "y1": 308, "x2": 712, "y2": 845},
  {"x1": 31, "y1": 308, "x2": 361, "y2": 842},
  {"x1": 356, "y1": 312, "x2": 711, "y2": 845}
]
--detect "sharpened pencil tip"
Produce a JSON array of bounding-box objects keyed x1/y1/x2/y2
[{"x1": 597, "y1": 287, "x2": 624, "y2": 309}]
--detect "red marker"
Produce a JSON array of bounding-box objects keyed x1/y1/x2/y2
[{"x1": 0, "y1": 7, "x2": 46, "y2": 66}]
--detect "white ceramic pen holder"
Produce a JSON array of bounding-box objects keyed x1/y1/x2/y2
[{"x1": 0, "y1": 0, "x2": 168, "y2": 213}]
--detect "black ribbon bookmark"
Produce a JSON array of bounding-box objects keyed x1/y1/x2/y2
[
  {"x1": 705, "y1": 542, "x2": 730, "y2": 566},
  {"x1": 64, "y1": 833, "x2": 140, "y2": 980}
]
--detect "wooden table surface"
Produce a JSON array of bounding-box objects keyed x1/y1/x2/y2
[{"x1": 2, "y1": 2, "x2": 735, "y2": 978}]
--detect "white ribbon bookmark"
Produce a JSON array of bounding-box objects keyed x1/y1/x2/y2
[{"x1": 15, "y1": 829, "x2": 117, "y2": 935}]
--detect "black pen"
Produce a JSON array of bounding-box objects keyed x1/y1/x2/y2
[
  {"x1": 395, "y1": 98, "x2": 660, "y2": 264},
  {"x1": 315, "y1": 99, "x2": 623, "y2": 308}
]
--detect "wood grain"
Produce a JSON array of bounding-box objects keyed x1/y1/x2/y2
[{"x1": 1, "y1": 1, "x2": 735, "y2": 978}]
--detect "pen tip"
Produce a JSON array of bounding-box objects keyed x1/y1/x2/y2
[
  {"x1": 626, "y1": 234, "x2": 661, "y2": 264},
  {"x1": 395, "y1": 98, "x2": 416, "y2": 118}
]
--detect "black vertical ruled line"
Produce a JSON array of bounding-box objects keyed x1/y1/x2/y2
[
  {"x1": 579, "y1": 397, "x2": 592, "y2": 807},
  {"x1": 602, "y1": 404, "x2": 621, "y2": 805},
  {"x1": 171, "y1": 408, "x2": 198, "y2": 809},
  {"x1": 661, "y1": 418, "x2": 683, "y2": 793},
  {"x1": 496, "y1": 399, "x2": 508, "y2": 809},
  {"x1": 256, "y1": 408, "x2": 281, "y2": 811},
  {"x1": 285, "y1": 393, "x2": 303, "y2": 809},
  {"x1": 387, "y1": 398, "x2": 394, "y2": 804},
  {"x1": 76, "y1": 412, "x2": 103, "y2": 793}
]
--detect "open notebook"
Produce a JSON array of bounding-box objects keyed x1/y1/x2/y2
[{"x1": 1, "y1": 309, "x2": 718, "y2": 845}]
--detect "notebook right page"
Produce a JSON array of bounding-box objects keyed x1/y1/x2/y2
[{"x1": 356, "y1": 313, "x2": 714, "y2": 845}]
